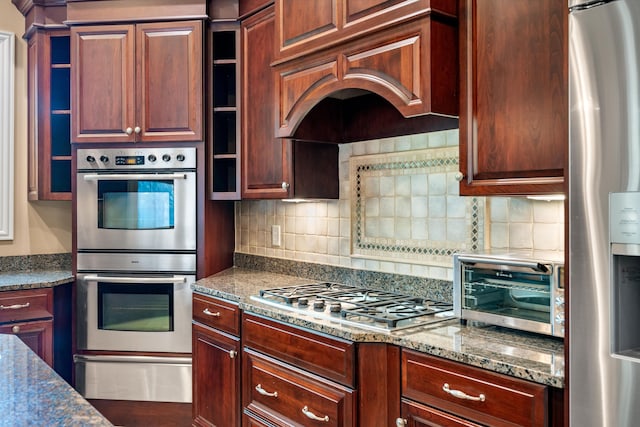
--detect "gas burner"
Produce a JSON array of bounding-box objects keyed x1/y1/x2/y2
[{"x1": 254, "y1": 283, "x2": 454, "y2": 332}]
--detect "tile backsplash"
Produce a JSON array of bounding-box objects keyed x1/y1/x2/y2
[{"x1": 235, "y1": 129, "x2": 564, "y2": 281}]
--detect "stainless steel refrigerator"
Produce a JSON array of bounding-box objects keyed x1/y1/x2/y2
[{"x1": 569, "y1": 0, "x2": 640, "y2": 425}]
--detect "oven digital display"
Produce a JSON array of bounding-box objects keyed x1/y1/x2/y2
[{"x1": 115, "y1": 155, "x2": 144, "y2": 166}]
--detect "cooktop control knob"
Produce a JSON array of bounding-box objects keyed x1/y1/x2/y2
[
  {"x1": 176, "y1": 154, "x2": 186, "y2": 162},
  {"x1": 86, "y1": 155, "x2": 95, "y2": 163},
  {"x1": 147, "y1": 154, "x2": 157, "y2": 162},
  {"x1": 329, "y1": 302, "x2": 342, "y2": 313},
  {"x1": 313, "y1": 300, "x2": 325, "y2": 310},
  {"x1": 162, "y1": 154, "x2": 171, "y2": 162},
  {"x1": 100, "y1": 155, "x2": 109, "y2": 163},
  {"x1": 297, "y1": 297, "x2": 309, "y2": 306}
]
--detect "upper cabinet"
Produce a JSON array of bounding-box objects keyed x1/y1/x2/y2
[
  {"x1": 70, "y1": 21, "x2": 203, "y2": 144},
  {"x1": 273, "y1": 0, "x2": 459, "y2": 142},
  {"x1": 240, "y1": 5, "x2": 339, "y2": 199},
  {"x1": 458, "y1": 0, "x2": 567, "y2": 196},
  {"x1": 27, "y1": 29, "x2": 72, "y2": 200}
]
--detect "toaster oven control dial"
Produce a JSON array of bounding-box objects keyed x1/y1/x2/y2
[
  {"x1": 86, "y1": 155, "x2": 96, "y2": 163},
  {"x1": 100, "y1": 156, "x2": 109, "y2": 163},
  {"x1": 147, "y1": 154, "x2": 157, "y2": 162},
  {"x1": 176, "y1": 154, "x2": 185, "y2": 162},
  {"x1": 162, "y1": 154, "x2": 171, "y2": 162}
]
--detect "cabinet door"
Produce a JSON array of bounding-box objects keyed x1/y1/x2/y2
[
  {"x1": 241, "y1": 6, "x2": 292, "y2": 199},
  {"x1": 458, "y1": 0, "x2": 566, "y2": 196},
  {"x1": 0, "y1": 320, "x2": 54, "y2": 367},
  {"x1": 71, "y1": 24, "x2": 136, "y2": 143},
  {"x1": 400, "y1": 399, "x2": 481, "y2": 427},
  {"x1": 136, "y1": 21, "x2": 203, "y2": 142},
  {"x1": 192, "y1": 322, "x2": 240, "y2": 427}
]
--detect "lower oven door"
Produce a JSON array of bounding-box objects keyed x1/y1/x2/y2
[
  {"x1": 77, "y1": 273, "x2": 193, "y2": 353},
  {"x1": 74, "y1": 354, "x2": 192, "y2": 403}
]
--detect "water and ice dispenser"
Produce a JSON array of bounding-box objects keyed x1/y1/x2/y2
[{"x1": 610, "y1": 192, "x2": 640, "y2": 360}]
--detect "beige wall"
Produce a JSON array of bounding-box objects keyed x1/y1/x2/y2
[{"x1": 0, "y1": 2, "x2": 72, "y2": 256}]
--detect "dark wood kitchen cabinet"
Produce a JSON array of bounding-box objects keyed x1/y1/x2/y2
[
  {"x1": 192, "y1": 293, "x2": 241, "y2": 427},
  {"x1": 242, "y1": 313, "x2": 357, "y2": 426},
  {"x1": 241, "y1": 5, "x2": 339, "y2": 199},
  {"x1": 27, "y1": 29, "x2": 72, "y2": 200},
  {"x1": 400, "y1": 349, "x2": 549, "y2": 427},
  {"x1": 458, "y1": 0, "x2": 567, "y2": 196},
  {"x1": 71, "y1": 20, "x2": 203, "y2": 144},
  {"x1": 0, "y1": 288, "x2": 54, "y2": 367}
]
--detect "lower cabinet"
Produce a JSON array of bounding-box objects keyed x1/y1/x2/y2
[
  {"x1": 0, "y1": 288, "x2": 54, "y2": 366},
  {"x1": 192, "y1": 294, "x2": 241, "y2": 427},
  {"x1": 242, "y1": 313, "x2": 357, "y2": 426},
  {"x1": 400, "y1": 349, "x2": 549, "y2": 427}
]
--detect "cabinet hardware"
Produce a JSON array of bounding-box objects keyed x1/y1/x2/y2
[
  {"x1": 126, "y1": 127, "x2": 133, "y2": 135},
  {"x1": 454, "y1": 171, "x2": 464, "y2": 182},
  {"x1": 281, "y1": 182, "x2": 290, "y2": 190},
  {"x1": 395, "y1": 418, "x2": 407, "y2": 427},
  {"x1": 134, "y1": 126, "x2": 141, "y2": 134},
  {"x1": 11, "y1": 325, "x2": 20, "y2": 333},
  {"x1": 0, "y1": 302, "x2": 30, "y2": 310},
  {"x1": 228, "y1": 350, "x2": 237, "y2": 359},
  {"x1": 442, "y1": 383, "x2": 486, "y2": 402},
  {"x1": 302, "y1": 406, "x2": 329, "y2": 422},
  {"x1": 203, "y1": 308, "x2": 221, "y2": 317},
  {"x1": 255, "y1": 384, "x2": 278, "y2": 398}
]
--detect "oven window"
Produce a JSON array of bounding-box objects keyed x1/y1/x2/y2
[
  {"x1": 97, "y1": 179, "x2": 174, "y2": 230},
  {"x1": 98, "y1": 283, "x2": 174, "y2": 332}
]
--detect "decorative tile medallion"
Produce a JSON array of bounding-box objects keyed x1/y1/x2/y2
[{"x1": 350, "y1": 147, "x2": 484, "y2": 267}]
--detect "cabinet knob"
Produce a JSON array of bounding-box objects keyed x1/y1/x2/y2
[
  {"x1": 454, "y1": 171, "x2": 464, "y2": 182},
  {"x1": 126, "y1": 127, "x2": 133, "y2": 135},
  {"x1": 281, "y1": 182, "x2": 290, "y2": 190},
  {"x1": 228, "y1": 350, "x2": 237, "y2": 359},
  {"x1": 134, "y1": 126, "x2": 141, "y2": 134},
  {"x1": 395, "y1": 418, "x2": 407, "y2": 427},
  {"x1": 11, "y1": 325, "x2": 20, "y2": 334}
]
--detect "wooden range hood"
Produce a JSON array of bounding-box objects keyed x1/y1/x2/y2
[{"x1": 273, "y1": 0, "x2": 460, "y2": 144}]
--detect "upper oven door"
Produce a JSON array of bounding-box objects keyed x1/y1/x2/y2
[{"x1": 76, "y1": 171, "x2": 196, "y2": 251}]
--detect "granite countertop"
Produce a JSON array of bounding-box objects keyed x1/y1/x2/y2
[
  {"x1": 0, "y1": 270, "x2": 74, "y2": 291},
  {"x1": 0, "y1": 334, "x2": 112, "y2": 426},
  {"x1": 193, "y1": 267, "x2": 565, "y2": 389}
]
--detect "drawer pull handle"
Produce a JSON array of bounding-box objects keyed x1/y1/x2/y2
[
  {"x1": 302, "y1": 406, "x2": 329, "y2": 422},
  {"x1": 0, "y1": 302, "x2": 30, "y2": 310},
  {"x1": 442, "y1": 383, "x2": 486, "y2": 402},
  {"x1": 203, "y1": 308, "x2": 221, "y2": 317},
  {"x1": 255, "y1": 384, "x2": 278, "y2": 398}
]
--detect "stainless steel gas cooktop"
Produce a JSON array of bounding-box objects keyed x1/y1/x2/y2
[{"x1": 252, "y1": 282, "x2": 454, "y2": 333}]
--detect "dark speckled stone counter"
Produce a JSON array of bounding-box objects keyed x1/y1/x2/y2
[
  {"x1": 193, "y1": 267, "x2": 565, "y2": 389},
  {"x1": 0, "y1": 334, "x2": 112, "y2": 426},
  {"x1": 0, "y1": 271, "x2": 74, "y2": 291}
]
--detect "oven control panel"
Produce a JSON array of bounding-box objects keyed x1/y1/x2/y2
[{"x1": 77, "y1": 147, "x2": 196, "y2": 170}]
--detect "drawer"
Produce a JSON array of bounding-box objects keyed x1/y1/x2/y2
[
  {"x1": 402, "y1": 350, "x2": 548, "y2": 427},
  {"x1": 243, "y1": 313, "x2": 355, "y2": 387},
  {"x1": 243, "y1": 348, "x2": 356, "y2": 427},
  {"x1": 193, "y1": 293, "x2": 240, "y2": 336},
  {"x1": 0, "y1": 288, "x2": 53, "y2": 324}
]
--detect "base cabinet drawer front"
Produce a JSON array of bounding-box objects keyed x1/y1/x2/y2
[
  {"x1": 0, "y1": 288, "x2": 53, "y2": 324},
  {"x1": 400, "y1": 398, "x2": 482, "y2": 427},
  {"x1": 242, "y1": 313, "x2": 355, "y2": 387},
  {"x1": 192, "y1": 293, "x2": 240, "y2": 335},
  {"x1": 243, "y1": 349, "x2": 357, "y2": 427},
  {"x1": 243, "y1": 411, "x2": 276, "y2": 427},
  {"x1": 402, "y1": 350, "x2": 548, "y2": 427}
]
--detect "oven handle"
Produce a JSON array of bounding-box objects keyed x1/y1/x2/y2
[
  {"x1": 82, "y1": 275, "x2": 188, "y2": 284},
  {"x1": 455, "y1": 256, "x2": 550, "y2": 273},
  {"x1": 82, "y1": 173, "x2": 188, "y2": 181}
]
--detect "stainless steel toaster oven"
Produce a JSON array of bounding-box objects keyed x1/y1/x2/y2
[{"x1": 453, "y1": 252, "x2": 564, "y2": 337}]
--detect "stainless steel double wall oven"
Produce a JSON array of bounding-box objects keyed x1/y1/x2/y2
[{"x1": 74, "y1": 147, "x2": 196, "y2": 403}]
